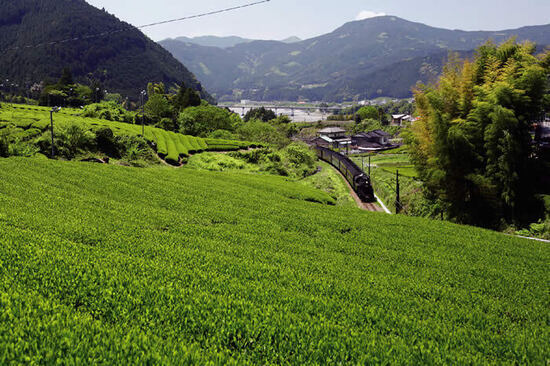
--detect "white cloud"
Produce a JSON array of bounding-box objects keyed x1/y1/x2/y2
[{"x1": 355, "y1": 10, "x2": 386, "y2": 21}]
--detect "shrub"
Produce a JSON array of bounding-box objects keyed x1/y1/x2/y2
[
  {"x1": 0, "y1": 135, "x2": 8, "y2": 157},
  {"x1": 179, "y1": 105, "x2": 235, "y2": 137},
  {"x1": 280, "y1": 142, "x2": 317, "y2": 178},
  {"x1": 82, "y1": 102, "x2": 136, "y2": 123},
  {"x1": 37, "y1": 124, "x2": 95, "y2": 159},
  {"x1": 175, "y1": 135, "x2": 189, "y2": 157},
  {"x1": 243, "y1": 107, "x2": 276, "y2": 122},
  {"x1": 145, "y1": 94, "x2": 173, "y2": 123},
  {"x1": 156, "y1": 118, "x2": 177, "y2": 132},
  {"x1": 95, "y1": 127, "x2": 118, "y2": 157},
  {"x1": 236, "y1": 120, "x2": 289, "y2": 148},
  {"x1": 153, "y1": 130, "x2": 168, "y2": 157},
  {"x1": 208, "y1": 129, "x2": 235, "y2": 140},
  {"x1": 165, "y1": 133, "x2": 180, "y2": 166}
]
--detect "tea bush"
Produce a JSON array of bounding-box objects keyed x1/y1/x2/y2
[{"x1": 0, "y1": 158, "x2": 547, "y2": 364}]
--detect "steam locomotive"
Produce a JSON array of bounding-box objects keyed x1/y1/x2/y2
[{"x1": 315, "y1": 146, "x2": 375, "y2": 202}]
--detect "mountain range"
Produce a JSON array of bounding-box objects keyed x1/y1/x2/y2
[
  {"x1": 160, "y1": 16, "x2": 550, "y2": 102},
  {"x1": 0, "y1": 0, "x2": 209, "y2": 100},
  {"x1": 171, "y1": 35, "x2": 302, "y2": 49}
]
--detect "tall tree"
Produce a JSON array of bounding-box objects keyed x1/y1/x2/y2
[
  {"x1": 408, "y1": 40, "x2": 549, "y2": 226},
  {"x1": 58, "y1": 68, "x2": 74, "y2": 87}
]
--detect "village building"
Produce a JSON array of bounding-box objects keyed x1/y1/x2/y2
[
  {"x1": 318, "y1": 127, "x2": 346, "y2": 138},
  {"x1": 311, "y1": 127, "x2": 400, "y2": 153},
  {"x1": 352, "y1": 130, "x2": 390, "y2": 146},
  {"x1": 311, "y1": 127, "x2": 352, "y2": 149},
  {"x1": 391, "y1": 114, "x2": 412, "y2": 126},
  {"x1": 352, "y1": 130, "x2": 398, "y2": 151}
]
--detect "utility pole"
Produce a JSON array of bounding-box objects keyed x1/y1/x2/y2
[
  {"x1": 50, "y1": 107, "x2": 61, "y2": 158},
  {"x1": 368, "y1": 155, "x2": 371, "y2": 177},
  {"x1": 140, "y1": 90, "x2": 146, "y2": 136},
  {"x1": 395, "y1": 170, "x2": 401, "y2": 214}
]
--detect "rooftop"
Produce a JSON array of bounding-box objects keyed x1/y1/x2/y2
[
  {"x1": 354, "y1": 129, "x2": 391, "y2": 138},
  {"x1": 319, "y1": 127, "x2": 346, "y2": 134}
]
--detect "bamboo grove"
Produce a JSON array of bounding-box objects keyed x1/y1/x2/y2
[{"x1": 407, "y1": 40, "x2": 550, "y2": 227}]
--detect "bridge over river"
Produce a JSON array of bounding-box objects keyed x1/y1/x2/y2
[{"x1": 226, "y1": 104, "x2": 350, "y2": 123}]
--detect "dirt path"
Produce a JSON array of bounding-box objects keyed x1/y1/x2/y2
[{"x1": 327, "y1": 164, "x2": 384, "y2": 212}]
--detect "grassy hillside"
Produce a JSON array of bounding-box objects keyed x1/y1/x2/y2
[
  {"x1": 0, "y1": 103, "x2": 256, "y2": 164},
  {"x1": 0, "y1": 158, "x2": 547, "y2": 364}
]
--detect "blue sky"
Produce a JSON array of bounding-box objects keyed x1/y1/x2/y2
[{"x1": 86, "y1": 0, "x2": 550, "y2": 41}]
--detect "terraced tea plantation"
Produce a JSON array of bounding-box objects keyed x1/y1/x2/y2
[
  {"x1": 0, "y1": 104, "x2": 256, "y2": 163},
  {"x1": 0, "y1": 157, "x2": 548, "y2": 364}
]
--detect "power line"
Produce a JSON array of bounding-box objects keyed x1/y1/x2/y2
[
  {"x1": 137, "y1": 0, "x2": 270, "y2": 29},
  {"x1": 5, "y1": 0, "x2": 271, "y2": 52}
]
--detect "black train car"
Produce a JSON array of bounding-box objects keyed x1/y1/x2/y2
[{"x1": 315, "y1": 146, "x2": 375, "y2": 202}]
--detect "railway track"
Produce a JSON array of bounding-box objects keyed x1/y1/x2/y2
[{"x1": 325, "y1": 163, "x2": 384, "y2": 212}]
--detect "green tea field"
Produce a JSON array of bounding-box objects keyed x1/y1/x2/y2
[
  {"x1": 0, "y1": 104, "x2": 256, "y2": 164},
  {"x1": 0, "y1": 157, "x2": 548, "y2": 364}
]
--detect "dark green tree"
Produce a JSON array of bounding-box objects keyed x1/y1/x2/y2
[
  {"x1": 174, "y1": 84, "x2": 202, "y2": 112},
  {"x1": 58, "y1": 68, "x2": 74, "y2": 87},
  {"x1": 357, "y1": 106, "x2": 379, "y2": 121},
  {"x1": 179, "y1": 105, "x2": 236, "y2": 136},
  {"x1": 408, "y1": 40, "x2": 549, "y2": 226},
  {"x1": 244, "y1": 107, "x2": 277, "y2": 122}
]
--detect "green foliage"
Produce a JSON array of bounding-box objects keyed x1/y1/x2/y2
[
  {"x1": 203, "y1": 138, "x2": 252, "y2": 152},
  {"x1": 279, "y1": 142, "x2": 317, "y2": 178},
  {"x1": 300, "y1": 161, "x2": 356, "y2": 207},
  {"x1": 187, "y1": 152, "x2": 250, "y2": 172},
  {"x1": 227, "y1": 144, "x2": 315, "y2": 179},
  {"x1": 516, "y1": 221, "x2": 550, "y2": 240},
  {"x1": 38, "y1": 124, "x2": 96, "y2": 159},
  {"x1": 59, "y1": 67, "x2": 74, "y2": 86},
  {"x1": 164, "y1": 131, "x2": 180, "y2": 165},
  {"x1": 145, "y1": 94, "x2": 173, "y2": 123},
  {"x1": 208, "y1": 129, "x2": 236, "y2": 140},
  {"x1": 382, "y1": 99, "x2": 415, "y2": 115},
  {"x1": 82, "y1": 102, "x2": 136, "y2": 123},
  {"x1": 37, "y1": 69, "x2": 95, "y2": 107},
  {"x1": 236, "y1": 120, "x2": 289, "y2": 148},
  {"x1": 0, "y1": 103, "x2": 254, "y2": 164},
  {"x1": 271, "y1": 115, "x2": 292, "y2": 124},
  {"x1": 357, "y1": 106, "x2": 380, "y2": 121},
  {"x1": 104, "y1": 93, "x2": 124, "y2": 104},
  {"x1": 155, "y1": 118, "x2": 177, "y2": 131},
  {"x1": 173, "y1": 84, "x2": 202, "y2": 112},
  {"x1": 408, "y1": 40, "x2": 549, "y2": 227},
  {"x1": 1, "y1": 0, "x2": 210, "y2": 101},
  {"x1": 354, "y1": 118, "x2": 382, "y2": 133},
  {"x1": 243, "y1": 107, "x2": 277, "y2": 122},
  {"x1": 179, "y1": 105, "x2": 236, "y2": 137},
  {"x1": 0, "y1": 158, "x2": 547, "y2": 363}
]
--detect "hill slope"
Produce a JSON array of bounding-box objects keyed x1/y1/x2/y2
[
  {"x1": 0, "y1": 103, "x2": 257, "y2": 164},
  {"x1": 170, "y1": 35, "x2": 302, "y2": 48},
  {"x1": 0, "y1": 158, "x2": 547, "y2": 363},
  {"x1": 173, "y1": 35, "x2": 254, "y2": 48},
  {"x1": 0, "y1": 0, "x2": 209, "y2": 100},
  {"x1": 160, "y1": 16, "x2": 550, "y2": 101}
]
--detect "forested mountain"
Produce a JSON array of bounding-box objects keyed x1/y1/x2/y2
[
  {"x1": 170, "y1": 35, "x2": 302, "y2": 49},
  {"x1": 161, "y1": 16, "x2": 550, "y2": 102},
  {"x1": 173, "y1": 36, "x2": 254, "y2": 49},
  {"x1": 0, "y1": 0, "x2": 209, "y2": 100}
]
